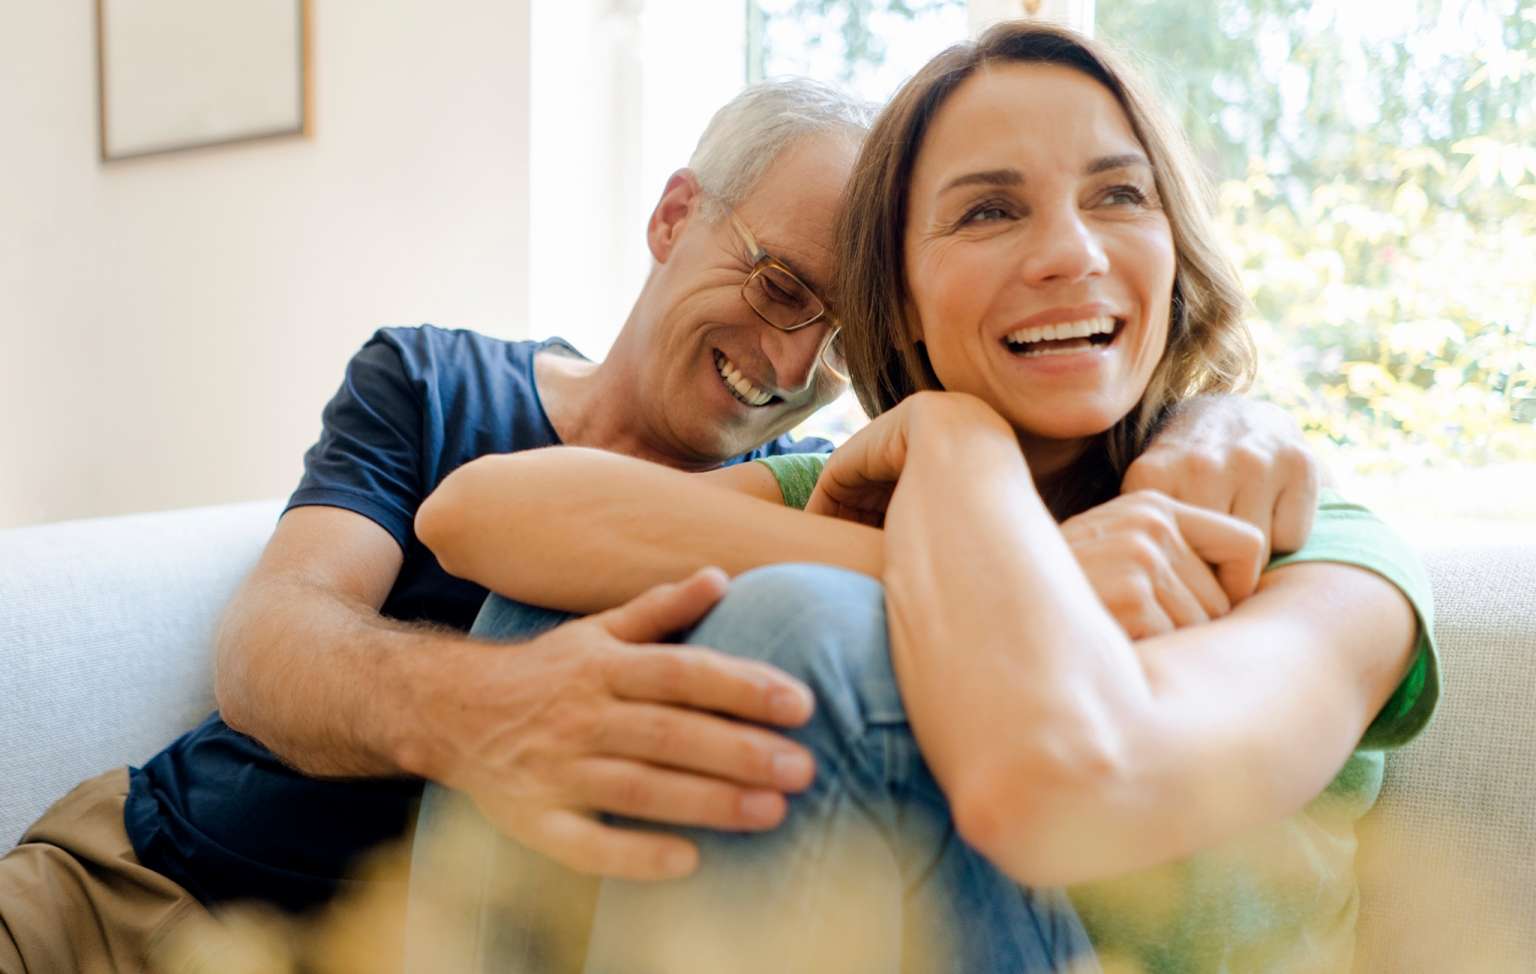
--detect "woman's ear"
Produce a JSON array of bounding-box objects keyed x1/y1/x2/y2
[{"x1": 647, "y1": 169, "x2": 704, "y2": 264}]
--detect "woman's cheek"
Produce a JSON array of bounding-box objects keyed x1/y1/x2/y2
[{"x1": 925, "y1": 248, "x2": 994, "y2": 330}]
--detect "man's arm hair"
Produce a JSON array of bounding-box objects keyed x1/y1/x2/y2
[{"x1": 214, "y1": 505, "x2": 467, "y2": 779}]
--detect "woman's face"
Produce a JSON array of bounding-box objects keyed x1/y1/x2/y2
[{"x1": 903, "y1": 61, "x2": 1176, "y2": 473}]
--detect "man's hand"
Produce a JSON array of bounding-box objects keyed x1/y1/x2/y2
[
  {"x1": 416, "y1": 568, "x2": 818, "y2": 882},
  {"x1": 1061, "y1": 490, "x2": 1266, "y2": 639},
  {"x1": 1122, "y1": 396, "x2": 1322, "y2": 556}
]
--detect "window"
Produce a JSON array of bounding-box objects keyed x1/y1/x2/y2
[{"x1": 755, "y1": 0, "x2": 1536, "y2": 539}]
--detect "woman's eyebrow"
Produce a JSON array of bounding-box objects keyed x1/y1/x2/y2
[
  {"x1": 1086, "y1": 153, "x2": 1151, "y2": 174},
  {"x1": 938, "y1": 155, "x2": 1150, "y2": 197},
  {"x1": 938, "y1": 168, "x2": 1024, "y2": 196}
]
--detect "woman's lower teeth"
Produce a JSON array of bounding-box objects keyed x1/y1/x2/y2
[{"x1": 1013, "y1": 339, "x2": 1096, "y2": 357}]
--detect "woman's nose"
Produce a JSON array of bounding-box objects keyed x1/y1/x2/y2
[{"x1": 1017, "y1": 206, "x2": 1109, "y2": 285}]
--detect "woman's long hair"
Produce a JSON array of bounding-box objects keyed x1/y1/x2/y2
[{"x1": 833, "y1": 20, "x2": 1255, "y2": 517}]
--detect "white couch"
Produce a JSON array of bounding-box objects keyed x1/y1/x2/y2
[{"x1": 3, "y1": 501, "x2": 1534, "y2": 971}]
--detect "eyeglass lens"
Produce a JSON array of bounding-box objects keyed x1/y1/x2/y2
[{"x1": 745, "y1": 264, "x2": 821, "y2": 329}]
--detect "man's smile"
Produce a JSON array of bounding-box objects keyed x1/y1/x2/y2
[{"x1": 713, "y1": 349, "x2": 775, "y2": 407}]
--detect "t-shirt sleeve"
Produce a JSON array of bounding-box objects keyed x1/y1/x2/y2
[
  {"x1": 284, "y1": 332, "x2": 427, "y2": 549},
  {"x1": 754, "y1": 452, "x2": 830, "y2": 509},
  {"x1": 1267, "y1": 490, "x2": 1440, "y2": 751},
  {"x1": 756, "y1": 432, "x2": 836, "y2": 457}
]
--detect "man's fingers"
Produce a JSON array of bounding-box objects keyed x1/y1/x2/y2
[
  {"x1": 605, "y1": 646, "x2": 814, "y2": 727},
  {"x1": 598, "y1": 567, "x2": 730, "y2": 644},
  {"x1": 598, "y1": 701, "x2": 815, "y2": 791},
  {"x1": 530, "y1": 809, "x2": 698, "y2": 881},
  {"x1": 1168, "y1": 502, "x2": 1265, "y2": 604},
  {"x1": 572, "y1": 757, "x2": 789, "y2": 832}
]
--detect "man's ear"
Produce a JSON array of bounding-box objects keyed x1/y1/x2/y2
[{"x1": 647, "y1": 169, "x2": 704, "y2": 264}]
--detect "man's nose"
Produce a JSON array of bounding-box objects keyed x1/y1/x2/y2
[
  {"x1": 763, "y1": 320, "x2": 830, "y2": 395},
  {"x1": 1018, "y1": 205, "x2": 1109, "y2": 285}
]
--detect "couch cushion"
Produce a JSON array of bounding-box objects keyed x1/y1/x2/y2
[
  {"x1": 0, "y1": 500, "x2": 282, "y2": 849},
  {"x1": 1356, "y1": 541, "x2": 1536, "y2": 971}
]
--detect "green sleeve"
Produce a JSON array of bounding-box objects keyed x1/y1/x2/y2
[
  {"x1": 1267, "y1": 490, "x2": 1441, "y2": 751},
  {"x1": 753, "y1": 453, "x2": 830, "y2": 511}
]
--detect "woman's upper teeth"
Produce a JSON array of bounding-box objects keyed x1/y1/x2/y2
[{"x1": 1005, "y1": 316, "x2": 1116, "y2": 345}]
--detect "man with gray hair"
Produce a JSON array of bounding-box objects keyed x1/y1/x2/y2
[
  {"x1": 0, "y1": 78, "x2": 1316, "y2": 970},
  {"x1": 0, "y1": 78, "x2": 876, "y2": 971}
]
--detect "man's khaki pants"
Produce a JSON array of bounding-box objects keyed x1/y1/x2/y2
[{"x1": 0, "y1": 769, "x2": 206, "y2": 973}]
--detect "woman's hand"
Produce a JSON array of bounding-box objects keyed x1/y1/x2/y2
[
  {"x1": 806, "y1": 392, "x2": 1012, "y2": 526},
  {"x1": 1061, "y1": 490, "x2": 1266, "y2": 639},
  {"x1": 1122, "y1": 396, "x2": 1322, "y2": 556}
]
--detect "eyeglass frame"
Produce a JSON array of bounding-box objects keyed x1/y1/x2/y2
[{"x1": 719, "y1": 203, "x2": 848, "y2": 382}]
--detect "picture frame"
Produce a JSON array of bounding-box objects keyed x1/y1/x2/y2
[{"x1": 96, "y1": 0, "x2": 312, "y2": 162}]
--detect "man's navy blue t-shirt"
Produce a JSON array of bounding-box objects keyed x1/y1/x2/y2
[{"x1": 123, "y1": 325, "x2": 831, "y2": 913}]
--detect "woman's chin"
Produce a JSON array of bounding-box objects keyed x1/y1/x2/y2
[{"x1": 1001, "y1": 406, "x2": 1127, "y2": 445}]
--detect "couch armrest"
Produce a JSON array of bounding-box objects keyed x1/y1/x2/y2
[
  {"x1": 0, "y1": 499, "x2": 283, "y2": 849},
  {"x1": 1356, "y1": 541, "x2": 1536, "y2": 970}
]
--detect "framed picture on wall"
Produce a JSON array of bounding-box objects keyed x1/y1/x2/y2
[{"x1": 96, "y1": 0, "x2": 312, "y2": 162}]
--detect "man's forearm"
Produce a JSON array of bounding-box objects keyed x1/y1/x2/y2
[{"x1": 215, "y1": 576, "x2": 465, "y2": 779}]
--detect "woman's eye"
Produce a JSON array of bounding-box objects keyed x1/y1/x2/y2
[
  {"x1": 1102, "y1": 185, "x2": 1150, "y2": 206},
  {"x1": 961, "y1": 203, "x2": 1012, "y2": 225}
]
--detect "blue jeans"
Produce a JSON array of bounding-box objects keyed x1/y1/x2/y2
[{"x1": 406, "y1": 565, "x2": 1096, "y2": 973}]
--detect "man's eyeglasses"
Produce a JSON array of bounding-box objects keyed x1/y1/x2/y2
[{"x1": 724, "y1": 206, "x2": 848, "y2": 382}]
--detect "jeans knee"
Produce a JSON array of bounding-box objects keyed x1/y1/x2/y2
[
  {"x1": 471, "y1": 595, "x2": 575, "y2": 642},
  {"x1": 688, "y1": 564, "x2": 904, "y2": 730}
]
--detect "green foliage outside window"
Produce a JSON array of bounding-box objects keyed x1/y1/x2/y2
[
  {"x1": 762, "y1": 0, "x2": 1536, "y2": 472},
  {"x1": 1098, "y1": 0, "x2": 1536, "y2": 472}
]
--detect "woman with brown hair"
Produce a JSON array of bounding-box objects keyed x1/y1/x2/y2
[{"x1": 412, "y1": 21, "x2": 1437, "y2": 973}]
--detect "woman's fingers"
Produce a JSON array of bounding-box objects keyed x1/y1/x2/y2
[
  {"x1": 1270, "y1": 479, "x2": 1320, "y2": 555},
  {"x1": 1167, "y1": 500, "x2": 1265, "y2": 605},
  {"x1": 1228, "y1": 473, "x2": 1281, "y2": 561},
  {"x1": 1165, "y1": 539, "x2": 1232, "y2": 619},
  {"x1": 1149, "y1": 563, "x2": 1211, "y2": 630}
]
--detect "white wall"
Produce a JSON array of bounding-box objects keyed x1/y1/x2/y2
[
  {"x1": 528, "y1": 0, "x2": 745, "y2": 360},
  {"x1": 0, "y1": 1, "x2": 531, "y2": 529}
]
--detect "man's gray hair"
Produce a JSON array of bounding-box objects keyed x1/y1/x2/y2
[{"x1": 689, "y1": 78, "x2": 876, "y2": 220}]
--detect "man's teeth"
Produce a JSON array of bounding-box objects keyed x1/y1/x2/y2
[
  {"x1": 1004, "y1": 316, "x2": 1117, "y2": 346},
  {"x1": 715, "y1": 352, "x2": 772, "y2": 406}
]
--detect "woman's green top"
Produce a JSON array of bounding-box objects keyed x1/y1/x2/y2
[{"x1": 757, "y1": 452, "x2": 1440, "y2": 974}]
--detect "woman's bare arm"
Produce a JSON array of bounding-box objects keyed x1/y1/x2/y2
[
  {"x1": 851, "y1": 394, "x2": 1417, "y2": 887},
  {"x1": 416, "y1": 447, "x2": 882, "y2": 614}
]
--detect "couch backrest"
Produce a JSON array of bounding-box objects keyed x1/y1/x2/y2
[
  {"x1": 1355, "y1": 541, "x2": 1536, "y2": 971},
  {"x1": 0, "y1": 500, "x2": 282, "y2": 848},
  {"x1": 4, "y1": 502, "x2": 1535, "y2": 963}
]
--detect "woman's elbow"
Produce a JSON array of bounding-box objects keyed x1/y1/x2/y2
[
  {"x1": 415, "y1": 464, "x2": 485, "y2": 576},
  {"x1": 949, "y1": 738, "x2": 1130, "y2": 887}
]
